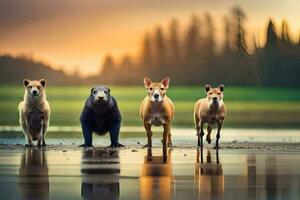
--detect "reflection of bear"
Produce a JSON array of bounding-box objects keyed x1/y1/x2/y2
[
  {"x1": 195, "y1": 149, "x2": 224, "y2": 200},
  {"x1": 19, "y1": 148, "x2": 49, "y2": 200},
  {"x1": 81, "y1": 149, "x2": 120, "y2": 200},
  {"x1": 80, "y1": 86, "x2": 123, "y2": 147},
  {"x1": 140, "y1": 148, "x2": 173, "y2": 200}
]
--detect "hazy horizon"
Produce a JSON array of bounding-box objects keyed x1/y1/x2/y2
[{"x1": 0, "y1": 0, "x2": 299, "y2": 77}]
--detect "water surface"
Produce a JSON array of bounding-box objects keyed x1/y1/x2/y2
[{"x1": 0, "y1": 148, "x2": 299, "y2": 200}]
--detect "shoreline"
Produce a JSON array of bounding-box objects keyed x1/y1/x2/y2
[{"x1": 0, "y1": 142, "x2": 300, "y2": 152}]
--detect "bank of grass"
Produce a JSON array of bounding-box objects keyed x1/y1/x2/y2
[{"x1": 0, "y1": 85, "x2": 300, "y2": 128}]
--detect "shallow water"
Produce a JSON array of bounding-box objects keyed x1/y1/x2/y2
[
  {"x1": 0, "y1": 128, "x2": 300, "y2": 145},
  {"x1": 0, "y1": 148, "x2": 299, "y2": 200}
]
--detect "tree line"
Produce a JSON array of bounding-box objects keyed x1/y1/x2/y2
[{"x1": 97, "y1": 6, "x2": 300, "y2": 86}]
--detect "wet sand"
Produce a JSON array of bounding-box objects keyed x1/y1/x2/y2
[{"x1": 0, "y1": 146, "x2": 299, "y2": 200}]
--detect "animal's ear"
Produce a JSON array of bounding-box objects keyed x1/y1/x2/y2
[
  {"x1": 23, "y1": 79, "x2": 30, "y2": 87},
  {"x1": 161, "y1": 77, "x2": 170, "y2": 89},
  {"x1": 218, "y1": 84, "x2": 224, "y2": 92},
  {"x1": 205, "y1": 84, "x2": 211, "y2": 92},
  {"x1": 144, "y1": 77, "x2": 152, "y2": 88},
  {"x1": 90, "y1": 87, "x2": 95, "y2": 94},
  {"x1": 39, "y1": 79, "x2": 46, "y2": 87},
  {"x1": 107, "y1": 87, "x2": 111, "y2": 93}
]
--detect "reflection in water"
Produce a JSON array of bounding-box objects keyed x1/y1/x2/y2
[
  {"x1": 195, "y1": 149, "x2": 224, "y2": 200},
  {"x1": 19, "y1": 148, "x2": 49, "y2": 200},
  {"x1": 140, "y1": 148, "x2": 173, "y2": 200},
  {"x1": 265, "y1": 155, "x2": 278, "y2": 200},
  {"x1": 247, "y1": 154, "x2": 257, "y2": 199},
  {"x1": 81, "y1": 149, "x2": 120, "y2": 200}
]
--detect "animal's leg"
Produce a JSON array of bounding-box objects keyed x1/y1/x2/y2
[
  {"x1": 25, "y1": 133, "x2": 33, "y2": 147},
  {"x1": 167, "y1": 126, "x2": 173, "y2": 147},
  {"x1": 37, "y1": 139, "x2": 42, "y2": 146},
  {"x1": 198, "y1": 121, "x2": 204, "y2": 148},
  {"x1": 109, "y1": 120, "x2": 124, "y2": 148},
  {"x1": 200, "y1": 122, "x2": 205, "y2": 148},
  {"x1": 214, "y1": 120, "x2": 223, "y2": 149},
  {"x1": 20, "y1": 117, "x2": 27, "y2": 137},
  {"x1": 23, "y1": 118, "x2": 33, "y2": 147},
  {"x1": 37, "y1": 123, "x2": 43, "y2": 147},
  {"x1": 163, "y1": 123, "x2": 170, "y2": 162},
  {"x1": 42, "y1": 122, "x2": 48, "y2": 146},
  {"x1": 196, "y1": 118, "x2": 201, "y2": 147},
  {"x1": 206, "y1": 126, "x2": 212, "y2": 144},
  {"x1": 143, "y1": 122, "x2": 153, "y2": 148},
  {"x1": 42, "y1": 138, "x2": 46, "y2": 146},
  {"x1": 80, "y1": 120, "x2": 93, "y2": 147}
]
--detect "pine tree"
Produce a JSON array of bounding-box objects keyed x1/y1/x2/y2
[
  {"x1": 231, "y1": 6, "x2": 248, "y2": 55},
  {"x1": 185, "y1": 15, "x2": 201, "y2": 61},
  {"x1": 223, "y1": 16, "x2": 231, "y2": 53},
  {"x1": 203, "y1": 13, "x2": 215, "y2": 59},
  {"x1": 281, "y1": 20, "x2": 291, "y2": 43},
  {"x1": 141, "y1": 32, "x2": 152, "y2": 68},
  {"x1": 154, "y1": 26, "x2": 166, "y2": 73},
  {"x1": 169, "y1": 18, "x2": 181, "y2": 63},
  {"x1": 265, "y1": 19, "x2": 277, "y2": 49},
  {"x1": 101, "y1": 54, "x2": 115, "y2": 74}
]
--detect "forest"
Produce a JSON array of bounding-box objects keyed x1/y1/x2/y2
[
  {"x1": 0, "y1": 6, "x2": 299, "y2": 86},
  {"x1": 98, "y1": 6, "x2": 300, "y2": 86}
]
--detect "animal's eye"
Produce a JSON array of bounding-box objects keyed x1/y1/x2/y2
[
  {"x1": 104, "y1": 90, "x2": 108, "y2": 94},
  {"x1": 93, "y1": 90, "x2": 97, "y2": 95},
  {"x1": 37, "y1": 86, "x2": 41, "y2": 90},
  {"x1": 209, "y1": 92, "x2": 213, "y2": 95},
  {"x1": 161, "y1": 88, "x2": 164, "y2": 91},
  {"x1": 217, "y1": 93, "x2": 221, "y2": 95},
  {"x1": 29, "y1": 86, "x2": 32, "y2": 89},
  {"x1": 149, "y1": 87, "x2": 153, "y2": 91}
]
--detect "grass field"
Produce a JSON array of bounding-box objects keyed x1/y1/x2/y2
[{"x1": 0, "y1": 85, "x2": 300, "y2": 129}]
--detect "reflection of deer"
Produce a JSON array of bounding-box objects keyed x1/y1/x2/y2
[
  {"x1": 81, "y1": 149, "x2": 120, "y2": 200},
  {"x1": 140, "y1": 148, "x2": 173, "y2": 200},
  {"x1": 19, "y1": 148, "x2": 49, "y2": 200},
  {"x1": 195, "y1": 149, "x2": 224, "y2": 200}
]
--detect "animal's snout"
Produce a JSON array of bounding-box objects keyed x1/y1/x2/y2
[
  {"x1": 32, "y1": 90, "x2": 38, "y2": 96},
  {"x1": 154, "y1": 93, "x2": 159, "y2": 99},
  {"x1": 213, "y1": 97, "x2": 218, "y2": 102},
  {"x1": 95, "y1": 91, "x2": 107, "y2": 101}
]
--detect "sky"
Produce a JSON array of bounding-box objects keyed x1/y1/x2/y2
[{"x1": 0, "y1": 0, "x2": 299, "y2": 76}]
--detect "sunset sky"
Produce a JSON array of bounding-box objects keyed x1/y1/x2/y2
[{"x1": 0, "y1": 0, "x2": 299, "y2": 76}]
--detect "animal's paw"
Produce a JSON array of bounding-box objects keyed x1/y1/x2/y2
[
  {"x1": 108, "y1": 143, "x2": 125, "y2": 148},
  {"x1": 25, "y1": 144, "x2": 33, "y2": 147},
  {"x1": 143, "y1": 144, "x2": 152, "y2": 148},
  {"x1": 206, "y1": 137, "x2": 211, "y2": 144},
  {"x1": 213, "y1": 145, "x2": 220, "y2": 149},
  {"x1": 79, "y1": 144, "x2": 94, "y2": 148}
]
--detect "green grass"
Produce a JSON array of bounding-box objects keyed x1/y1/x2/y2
[{"x1": 1, "y1": 85, "x2": 300, "y2": 128}]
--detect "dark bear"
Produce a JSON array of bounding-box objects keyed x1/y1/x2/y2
[{"x1": 80, "y1": 86, "x2": 124, "y2": 148}]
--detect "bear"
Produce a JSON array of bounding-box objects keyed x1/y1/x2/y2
[
  {"x1": 18, "y1": 79, "x2": 50, "y2": 147},
  {"x1": 79, "y1": 86, "x2": 124, "y2": 148}
]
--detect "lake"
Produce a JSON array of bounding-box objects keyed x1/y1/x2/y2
[{"x1": 0, "y1": 147, "x2": 299, "y2": 200}]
